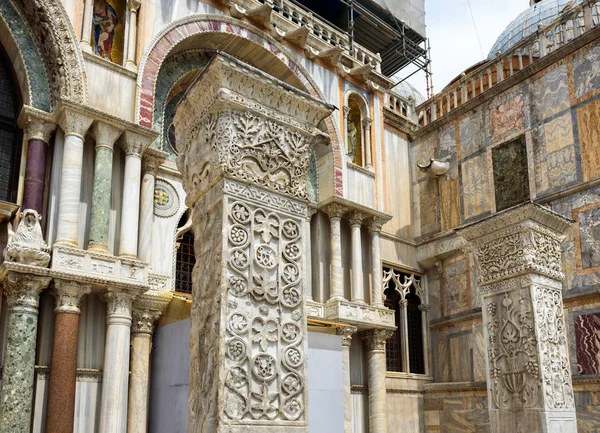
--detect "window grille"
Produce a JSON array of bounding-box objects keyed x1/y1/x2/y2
[
  {"x1": 175, "y1": 230, "x2": 195, "y2": 294},
  {"x1": 407, "y1": 290, "x2": 425, "y2": 374},
  {"x1": 384, "y1": 287, "x2": 402, "y2": 372}
]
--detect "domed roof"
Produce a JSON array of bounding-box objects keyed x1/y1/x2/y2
[
  {"x1": 488, "y1": 0, "x2": 583, "y2": 59},
  {"x1": 394, "y1": 80, "x2": 426, "y2": 106}
]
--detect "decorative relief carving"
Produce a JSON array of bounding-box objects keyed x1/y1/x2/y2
[
  {"x1": 101, "y1": 291, "x2": 135, "y2": 317},
  {"x1": 338, "y1": 325, "x2": 357, "y2": 348},
  {"x1": 361, "y1": 329, "x2": 395, "y2": 352},
  {"x1": 132, "y1": 309, "x2": 161, "y2": 334},
  {"x1": 4, "y1": 210, "x2": 51, "y2": 267},
  {"x1": 52, "y1": 280, "x2": 91, "y2": 314},
  {"x1": 3, "y1": 271, "x2": 51, "y2": 309}
]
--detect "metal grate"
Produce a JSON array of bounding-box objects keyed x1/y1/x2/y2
[
  {"x1": 407, "y1": 290, "x2": 425, "y2": 374},
  {"x1": 384, "y1": 286, "x2": 402, "y2": 372},
  {"x1": 175, "y1": 231, "x2": 195, "y2": 294}
]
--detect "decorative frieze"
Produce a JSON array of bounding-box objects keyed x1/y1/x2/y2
[{"x1": 325, "y1": 298, "x2": 395, "y2": 330}]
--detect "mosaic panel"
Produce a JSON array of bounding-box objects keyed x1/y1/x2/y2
[
  {"x1": 573, "y1": 202, "x2": 600, "y2": 274},
  {"x1": 492, "y1": 137, "x2": 530, "y2": 211},
  {"x1": 572, "y1": 45, "x2": 600, "y2": 99},
  {"x1": 531, "y1": 65, "x2": 570, "y2": 121},
  {"x1": 574, "y1": 312, "x2": 600, "y2": 375},
  {"x1": 459, "y1": 111, "x2": 485, "y2": 160},
  {"x1": 576, "y1": 98, "x2": 600, "y2": 182},
  {"x1": 91, "y1": 0, "x2": 125, "y2": 64},
  {"x1": 490, "y1": 93, "x2": 524, "y2": 138},
  {"x1": 460, "y1": 153, "x2": 491, "y2": 221},
  {"x1": 443, "y1": 255, "x2": 471, "y2": 316}
]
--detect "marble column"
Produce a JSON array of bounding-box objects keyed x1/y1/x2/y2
[
  {"x1": 118, "y1": 131, "x2": 147, "y2": 259},
  {"x1": 45, "y1": 281, "x2": 91, "y2": 433},
  {"x1": 125, "y1": 0, "x2": 141, "y2": 71},
  {"x1": 361, "y1": 329, "x2": 394, "y2": 433},
  {"x1": 88, "y1": 122, "x2": 122, "y2": 253},
  {"x1": 459, "y1": 203, "x2": 577, "y2": 433},
  {"x1": 368, "y1": 218, "x2": 384, "y2": 307},
  {"x1": 98, "y1": 290, "x2": 136, "y2": 433},
  {"x1": 338, "y1": 325, "x2": 357, "y2": 433},
  {"x1": 80, "y1": 0, "x2": 94, "y2": 52},
  {"x1": 362, "y1": 117, "x2": 373, "y2": 170},
  {"x1": 0, "y1": 272, "x2": 51, "y2": 433},
  {"x1": 398, "y1": 299, "x2": 410, "y2": 373},
  {"x1": 19, "y1": 110, "x2": 55, "y2": 214},
  {"x1": 137, "y1": 149, "x2": 166, "y2": 267},
  {"x1": 419, "y1": 304, "x2": 431, "y2": 376},
  {"x1": 326, "y1": 203, "x2": 346, "y2": 301},
  {"x1": 127, "y1": 293, "x2": 170, "y2": 433},
  {"x1": 55, "y1": 109, "x2": 94, "y2": 248},
  {"x1": 304, "y1": 208, "x2": 316, "y2": 301},
  {"x1": 349, "y1": 211, "x2": 365, "y2": 303}
]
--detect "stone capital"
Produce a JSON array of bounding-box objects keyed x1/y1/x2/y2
[
  {"x1": 348, "y1": 211, "x2": 365, "y2": 227},
  {"x1": 58, "y1": 108, "x2": 94, "y2": 139},
  {"x1": 101, "y1": 290, "x2": 136, "y2": 319},
  {"x1": 367, "y1": 217, "x2": 384, "y2": 233},
  {"x1": 52, "y1": 280, "x2": 91, "y2": 314},
  {"x1": 127, "y1": 0, "x2": 141, "y2": 12},
  {"x1": 131, "y1": 309, "x2": 160, "y2": 334},
  {"x1": 342, "y1": 105, "x2": 351, "y2": 120},
  {"x1": 338, "y1": 325, "x2": 357, "y2": 348},
  {"x1": 91, "y1": 121, "x2": 123, "y2": 149},
  {"x1": 418, "y1": 304, "x2": 430, "y2": 313},
  {"x1": 120, "y1": 130, "x2": 151, "y2": 157},
  {"x1": 361, "y1": 328, "x2": 395, "y2": 352},
  {"x1": 399, "y1": 299, "x2": 408, "y2": 307},
  {"x1": 18, "y1": 107, "x2": 56, "y2": 143},
  {"x1": 324, "y1": 203, "x2": 347, "y2": 219},
  {"x1": 131, "y1": 290, "x2": 171, "y2": 334},
  {"x1": 141, "y1": 148, "x2": 168, "y2": 174},
  {"x1": 4, "y1": 271, "x2": 51, "y2": 309},
  {"x1": 362, "y1": 117, "x2": 373, "y2": 130}
]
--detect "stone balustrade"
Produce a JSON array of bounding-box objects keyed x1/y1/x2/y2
[{"x1": 417, "y1": 0, "x2": 600, "y2": 126}]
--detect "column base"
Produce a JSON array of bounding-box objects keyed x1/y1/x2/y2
[
  {"x1": 88, "y1": 245, "x2": 110, "y2": 254},
  {"x1": 80, "y1": 41, "x2": 93, "y2": 53},
  {"x1": 125, "y1": 61, "x2": 138, "y2": 72},
  {"x1": 54, "y1": 239, "x2": 79, "y2": 249}
]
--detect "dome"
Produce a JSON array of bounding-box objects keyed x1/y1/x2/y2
[
  {"x1": 488, "y1": 0, "x2": 583, "y2": 59},
  {"x1": 394, "y1": 80, "x2": 426, "y2": 106}
]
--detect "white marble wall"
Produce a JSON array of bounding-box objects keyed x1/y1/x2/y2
[
  {"x1": 36, "y1": 293, "x2": 55, "y2": 366},
  {"x1": 32, "y1": 373, "x2": 49, "y2": 433},
  {"x1": 346, "y1": 167, "x2": 375, "y2": 209},
  {"x1": 351, "y1": 391, "x2": 369, "y2": 433},
  {"x1": 84, "y1": 60, "x2": 137, "y2": 122},
  {"x1": 78, "y1": 136, "x2": 95, "y2": 249}
]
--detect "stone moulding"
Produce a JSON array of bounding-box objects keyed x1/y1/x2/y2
[{"x1": 324, "y1": 298, "x2": 396, "y2": 331}]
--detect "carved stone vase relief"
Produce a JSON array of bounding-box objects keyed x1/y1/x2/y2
[{"x1": 173, "y1": 54, "x2": 333, "y2": 433}]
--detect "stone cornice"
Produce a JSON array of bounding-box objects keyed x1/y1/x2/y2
[
  {"x1": 383, "y1": 107, "x2": 418, "y2": 135},
  {"x1": 317, "y1": 196, "x2": 392, "y2": 223}
]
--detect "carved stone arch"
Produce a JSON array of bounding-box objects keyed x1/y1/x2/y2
[
  {"x1": 137, "y1": 14, "x2": 345, "y2": 196},
  {"x1": 12, "y1": 0, "x2": 87, "y2": 105},
  {"x1": 343, "y1": 88, "x2": 369, "y2": 119}
]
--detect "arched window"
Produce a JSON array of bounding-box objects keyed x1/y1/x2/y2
[
  {"x1": 346, "y1": 97, "x2": 363, "y2": 166},
  {"x1": 0, "y1": 45, "x2": 22, "y2": 203},
  {"x1": 175, "y1": 212, "x2": 195, "y2": 294}
]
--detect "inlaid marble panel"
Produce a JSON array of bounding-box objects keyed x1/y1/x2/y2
[
  {"x1": 531, "y1": 65, "x2": 570, "y2": 121},
  {"x1": 459, "y1": 111, "x2": 485, "y2": 160},
  {"x1": 489, "y1": 93, "x2": 524, "y2": 138},
  {"x1": 439, "y1": 177, "x2": 459, "y2": 232},
  {"x1": 419, "y1": 180, "x2": 439, "y2": 235},
  {"x1": 438, "y1": 124, "x2": 456, "y2": 158},
  {"x1": 443, "y1": 255, "x2": 471, "y2": 316},
  {"x1": 576, "y1": 98, "x2": 600, "y2": 182},
  {"x1": 573, "y1": 202, "x2": 600, "y2": 274},
  {"x1": 572, "y1": 45, "x2": 600, "y2": 99},
  {"x1": 573, "y1": 312, "x2": 600, "y2": 375},
  {"x1": 492, "y1": 137, "x2": 529, "y2": 211},
  {"x1": 460, "y1": 153, "x2": 491, "y2": 221}
]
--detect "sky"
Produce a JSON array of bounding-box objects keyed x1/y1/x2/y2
[{"x1": 405, "y1": 0, "x2": 530, "y2": 97}]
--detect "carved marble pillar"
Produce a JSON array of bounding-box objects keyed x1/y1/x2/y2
[
  {"x1": 459, "y1": 203, "x2": 577, "y2": 433},
  {"x1": 398, "y1": 299, "x2": 410, "y2": 373},
  {"x1": 125, "y1": 0, "x2": 141, "y2": 71},
  {"x1": 361, "y1": 329, "x2": 394, "y2": 433},
  {"x1": 0, "y1": 272, "x2": 51, "y2": 433},
  {"x1": 362, "y1": 117, "x2": 373, "y2": 170},
  {"x1": 98, "y1": 290, "x2": 136, "y2": 433},
  {"x1": 80, "y1": 0, "x2": 94, "y2": 52},
  {"x1": 338, "y1": 325, "x2": 357, "y2": 433},
  {"x1": 368, "y1": 218, "x2": 384, "y2": 307},
  {"x1": 349, "y1": 211, "x2": 365, "y2": 303},
  {"x1": 45, "y1": 281, "x2": 91, "y2": 433},
  {"x1": 138, "y1": 149, "x2": 166, "y2": 267},
  {"x1": 55, "y1": 108, "x2": 94, "y2": 247},
  {"x1": 88, "y1": 122, "x2": 122, "y2": 253},
  {"x1": 326, "y1": 203, "x2": 346, "y2": 301},
  {"x1": 419, "y1": 304, "x2": 431, "y2": 376},
  {"x1": 118, "y1": 131, "x2": 148, "y2": 259},
  {"x1": 127, "y1": 292, "x2": 170, "y2": 433},
  {"x1": 173, "y1": 54, "x2": 333, "y2": 433},
  {"x1": 19, "y1": 109, "x2": 55, "y2": 214}
]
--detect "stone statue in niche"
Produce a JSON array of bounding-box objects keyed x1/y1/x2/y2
[
  {"x1": 93, "y1": 0, "x2": 118, "y2": 61},
  {"x1": 4, "y1": 209, "x2": 51, "y2": 267}
]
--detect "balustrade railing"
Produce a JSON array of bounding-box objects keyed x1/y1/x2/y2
[
  {"x1": 417, "y1": 0, "x2": 600, "y2": 126},
  {"x1": 384, "y1": 91, "x2": 413, "y2": 120}
]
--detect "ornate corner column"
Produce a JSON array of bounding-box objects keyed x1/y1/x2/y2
[
  {"x1": 349, "y1": 211, "x2": 365, "y2": 303},
  {"x1": 45, "y1": 281, "x2": 91, "y2": 433},
  {"x1": 125, "y1": 0, "x2": 142, "y2": 71},
  {"x1": 0, "y1": 272, "x2": 51, "y2": 433},
  {"x1": 173, "y1": 55, "x2": 333, "y2": 433},
  {"x1": 88, "y1": 122, "x2": 123, "y2": 253},
  {"x1": 118, "y1": 131, "x2": 148, "y2": 259},
  {"x1": 127, "y1": 292, "x2": 171, "y2": 433},
  {"x1": 19, "y1": 108, "x2": 56, "y2": 214},
  {"x1": 325, "y1": 203, "x2": 347, "y2": 301},
  {"x1": 361, "y1": 329, "x2": 394, "y2": 433},
  {"x1": 368, "y1": 218, "x2": 384, "y2": 307},
  {"x1": 80, "y1": 0, "x2": 94, "y2": 52},
  {"x1": 362, "y1": 118, "x2": 373, "y2": 170},
  {"x1": 459, "y1": 203, "x2": 577, "y2": 433},
  {"x1": 98, "y1": 290, "x2": 136, "y2": 433},
  {"x1": 304, "y1": 208, "x2": 317, "y2": 301},
  {"x1": 138, "y1": 149, "x2": 167, "y2": 267},
  {"x1": 55, "y1": 108, "x2": 94, "y2": 248},
  {"x1": 338, "y1": 325, "x2": 357, "y2": 433}
]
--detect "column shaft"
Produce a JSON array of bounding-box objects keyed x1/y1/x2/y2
[
  {"x1": 362, "y1": 329, "x2": 393, "y2": 433},
  {"x1": 420, "y1": 305, "x2": 431, "y2": 376},
  {"x1": 399, "y1": 300, "x2": 410, "y2": 373},
  {"x1": 368, "y1": 219, "x2": 384, "y2": 307},
  {"x1": 362, "y1": 118, "x2": 373, "y2": 169},
  {"x1": 119, "y1": 153, "x2": 142, "y2": 258},
  {"x1": 127, "y1": 333, "x2": 151, "y2": 433},
  {"x1": 327, "y1": 204, "x2": 346, "y2": 300},
  {"x1": 349, "y1": 212, "x2": 365, "y2": 303},
  {"x1": 80, "y1": 0, "x2": 94, "y2": 52},
  {"x1": 23, "y1": 140, "x2": 48, "y2": 213},
  {"x1": 304, "y1": 210, "x2": 315, "y2": 301},
  {"x1": 98, "y1": 291, "x2": 134, "y2": 433},
  {"x1": 125, "y1": 1, "x2": 141, "y2": 70},
  {"x1": 339, "y1": 326, "x2": 356, "y2": 433}
]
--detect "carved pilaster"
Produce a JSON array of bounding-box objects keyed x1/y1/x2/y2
[{"x1": 52, "y1": 280, "x2": 91, "y2": 314}]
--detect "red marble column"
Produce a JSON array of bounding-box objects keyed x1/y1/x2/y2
[
  {"x1": 19, "y1": 111, "x2": 55, "y2": 213},
  {"x1": 45, "y1": 281, "x2": 90, "y2": 433}
]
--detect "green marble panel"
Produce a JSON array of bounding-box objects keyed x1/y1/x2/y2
[
  {"x1": 492, "y1": 136, "x2": 530, "y2": 212},
  {"x1": 88, "y1": 146, "x2": 114, "y2": 249}
]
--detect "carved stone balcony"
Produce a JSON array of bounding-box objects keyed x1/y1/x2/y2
[{"x1": 307, "y1": 299, "x2": 395, "y2": 331}]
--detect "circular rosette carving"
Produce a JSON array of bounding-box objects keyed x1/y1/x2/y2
[
  {"x1": 230, "y1": 248, "x2": 249, "y2": 271},
  {"x1": 283, "y1": 346, "x2": 303, "y2": 370},
  {"x1": 252, "y1": 353, "x2": 277, "y2": 381},
  {"x1": 230, "y1": 202, "x2": 251, "y2": 224},
  {"x1": 254, "y1": 210, "x2": 280, "y2": 243},
  {"x1": 283, "y1": 243, "x2": 301, "y2": 262},
  {"x1": 228, "y1": 276, "x2": 248, "y2": 297},
  {"x1": 227, "y1": 313, "x2": 250, "y2": 336},
  {"x1": 282, "y1": 398, "x2": 304, "y2": 421},
  {"x1": 255, "y1": 245, "x2": 277, "y2": 269},
  {"x1": 281, "y1": 286, "x2": 301, "y2": 308},
  {"x1": 282, "y1": 220, "x2": 300, "y2": 240},
  {"x1": 282, "y1": 372, "x2": 303, "y2": 395},
  {"x1": 226, "y1": 338, "x2": 247, "y2": 362},
  {"x1": 282, "y1": 263, "x2": 300, "y2": 284},
  {"x1": 226, "y1": 366, "x2": 249, "y2": 389},
  {"x1": 229, "y1": 224, "x2": 249, "y2": 247},
  {"x1": 281, "y1": 322, "x2": 302, "y2": 344}
]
